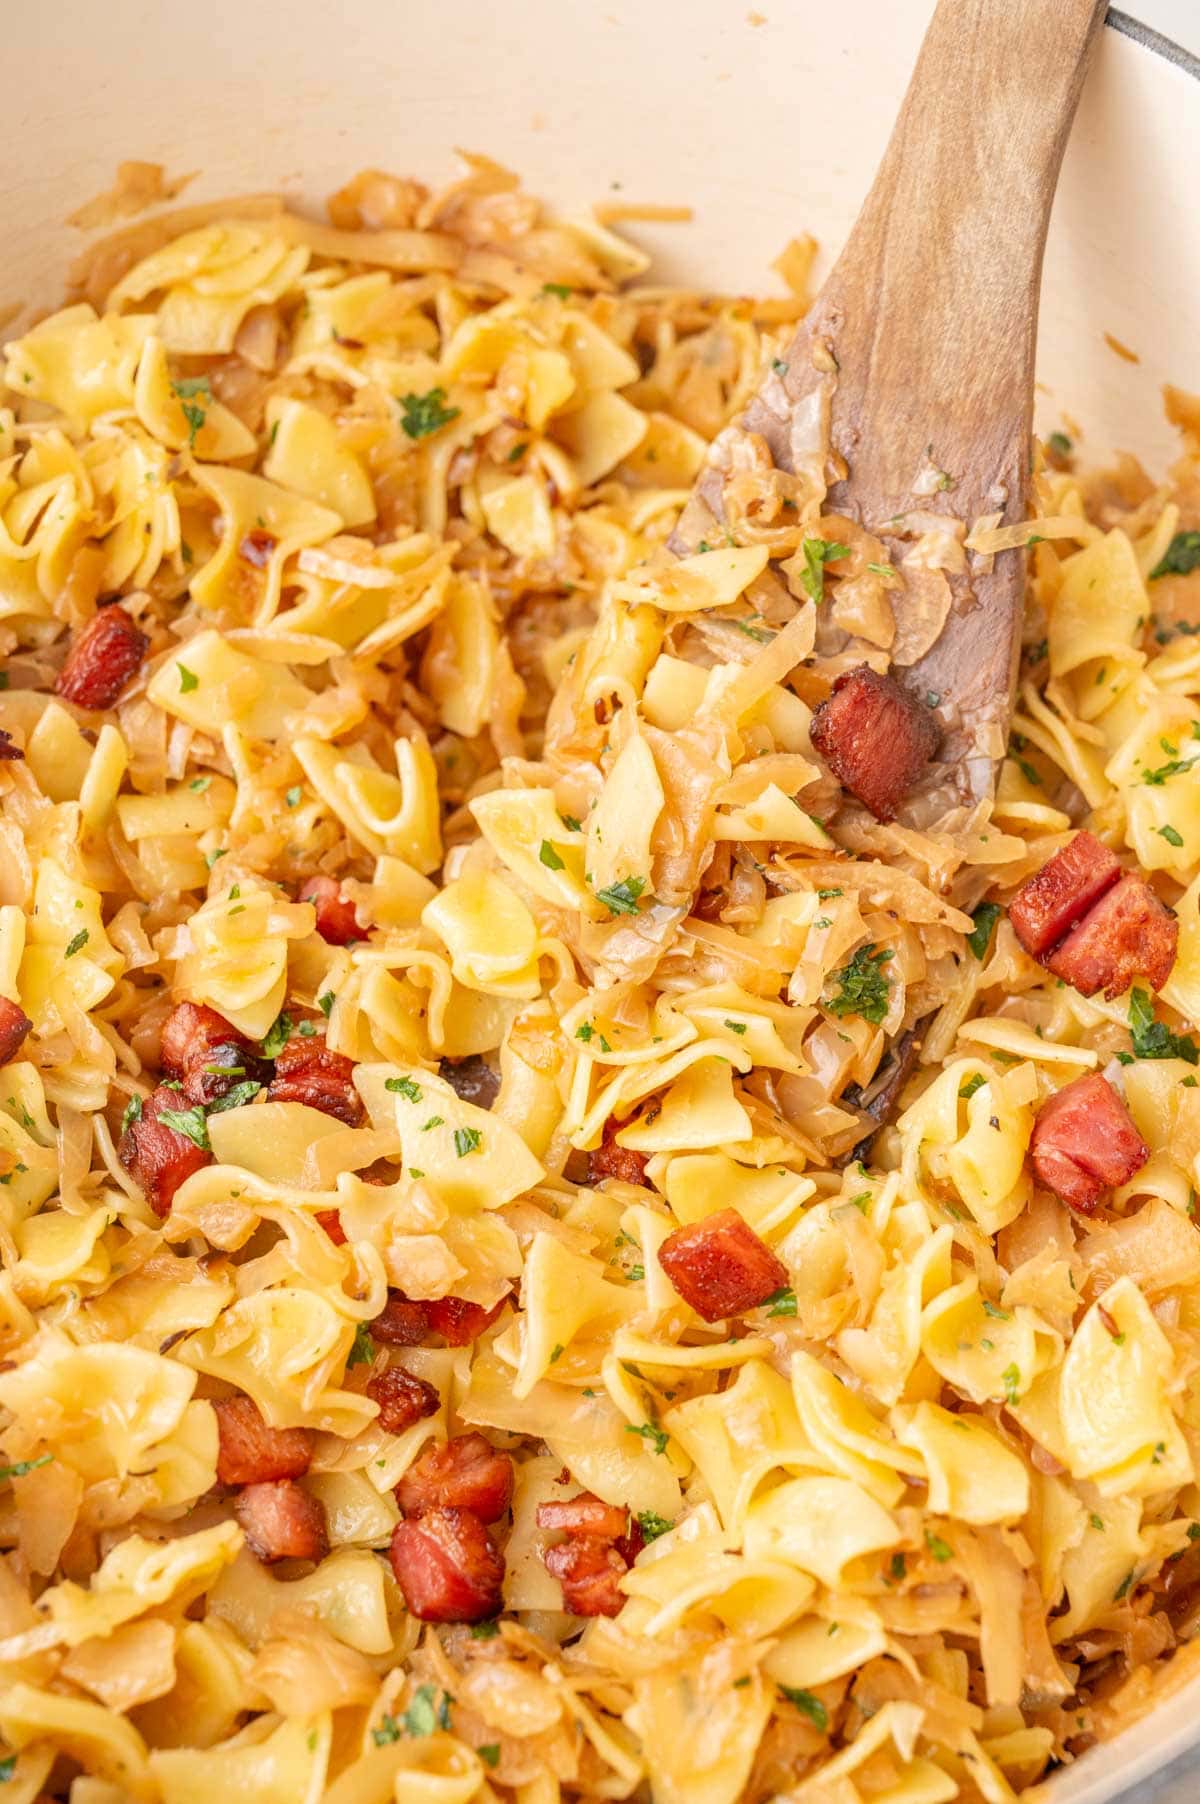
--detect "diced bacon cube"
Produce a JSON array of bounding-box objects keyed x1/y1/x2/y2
[
  {"x1": 809, "y1": 664, "x2": 940, "y2": 822},
  {"x1": 657, "y1": 1208, "x2": 789, "y2": 1322},
  {"x1": 55, "y1": 606, "x2": 149, "y2": 711},
  {"x1": 1008, "y1": 831, "x2": 1122, "y2": 958},
  {"x1": 1030, "y1": 1073, "x2": 1149, "y2": 1214},
  {"x1": 299, "y1": 875, "x2": 362, "y2": 946},
  {"x1": 424, "y1": 1293, "x2": 511, "y2": 1346},
  {"x1": 214, "y1": 1395, "x2": 313, "y2": 1485},
  {"x1": 586, "y1": 1115, "x2": 650, "y2": 1188},
  {"x1": 315, "y1": 1208, "x2": 348, "y2": 1245},
  {"x1": 367, "y1": 1366, "x2": 440, "y2": 1435},
  {"x1": 389, "y1": 1507, "x2": 505, "y2": 1623},
  {"x1": 372, "y1": 1290, "x2": 433, "y2": 1346},
  {"x1": 1045, "y1": 873, "x2": 1179, "y2": 998},
  {"x1": 266, "y1": 1034, "x2": 364, "y2": 1125},
  {"x1": 0, "y1": 998, "x2": 32, "y2": 1067},
  {"x1": 395, "y1": 1433, "x2": 513, "y2": 1523},
  {"x1": 536, "y1": 1493, "x2": 629, "y2": 1540},
  {"x1": 118, "y1": 1084, "x2": 212, "y2": 1216},
  {"x1": 543, "y1": 1537, "x2": 629, "y2": 1617},
  {"x1": 159, "y1": 1001, "x2": 266, "y2": 1104},
  {"x1": 234, "y1": 1479, "x2": 329, "y2": 1563}
]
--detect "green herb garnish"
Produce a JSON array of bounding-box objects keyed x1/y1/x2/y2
[{"x1": 823, "y1": 943, "x2": 893, "y2": 1026}]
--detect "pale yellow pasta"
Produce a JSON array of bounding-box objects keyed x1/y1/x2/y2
[{"x1": 2, "y1": 152, "x2": 1200, "y2": 1804}]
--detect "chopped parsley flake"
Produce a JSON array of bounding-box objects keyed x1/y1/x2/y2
[
  {"x1": 576, "y1": 1023, "x2": 595, "y2": 1042},
  {"x1": 925, "y1": 1530, "x2": 954, "y2": 1562},
  {"x1": 1158, "y1": 823, "x2": 1185, "y2": 847},
  {"x1": 285, "y1": 785, "x2": 302, "y2": 807},
  {"x1": 260, "y1": 1013, "x2": 293, "y2": 1058},
  {"x1": 206, "y1": 1080, "x2": 262, "y2": 1113},
  {"x1": 596, "y1": 875, "x2": 646, "y2": 916},
  {"x1": 0, "y1": 1453, "x2": 53, "y2": 1482},
  {"x1": 1048, "y1": 431, "x2": 1073, "y2": 458},
  {"x1": 637, "y1": 1510, "x2": 674, "y2": 1541},
  {"x1": 542, "y1": 282, "x2": 572, "y2": 299},
  {"x1": 398, "y1": 387, "x2": 460, "y2": 440},
  {"x1": 120, "y1": 1095, "x2": 143, "y2": 1134},
  {"x1": 157, "y1": 1105, "x2": 210, "y2": 1150},
  {"x1": 347, "y1": 1323, "x2": 375, "y2": 1367},
  {"x1": 1128, "y1": 987, "x2": 1199, "y2": 1064},
  {"x1": 454, "y1": 1126, "x2": 482, "y2": 1158},
  {"x1": 967, "y1": 901, "x2": 1002, "y2": 960},
  {"x1": 724, "y1": 1019, "x2": 748, "y2": 1034},
  {"x1": 170, "y1": 374, "x2": 211, "y2": 446},
  {"x1": 64, "y1": 928, "x2": 89, "y2": 959},
  {"x1": 539, "y1": 839, "x2": 565, "y2": 871},
  {"x1": 959, "y1": 1074, "x2": 986, "y2": 1101},
  {"x1": 1142, "y1": 755, "x2": 1197, "y2": 786},
  {"x1": 1001, "y1": 1362, "x2": 1021, "y2": 1406},
  {"x1": 798, "y1": 536, "x2": 851, "y2": 604},
  {"x1": 469, "y1": 1618, "x2": 500, "y2": 1639},
  {"x1": 1150, "y1": 531, "x2": 1200, "y2": 580},
  {"x1": 625, "y1": 1421, "x2": 669, "y2": 1456},
  {"x1": 177, "y1": 663, "x2": 199, "y2": 693},
  {"x1": 479, "y1": 1745, "x2": 501, "y2": 1768},
  {"x1": 386, "y1": 1077, "x2": 423, "y2": 1101},
  {"x1": 318, "y1": 990, "x2": 335, "y2": 1018},
  {"x1": 779, "y1": 1687, "x2": 827, "y2": 1732},
  {"x1": 982, "y1": 1300, "x2": 1011, "y2": 1321},
  {"x1": 763, "y1": 1286, "x2": 797, "y2": 1317},
  {"x1": 823, "y1": 943, "x2": 893, "y2": 1025}
]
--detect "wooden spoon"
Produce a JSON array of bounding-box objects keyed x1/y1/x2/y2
[{"x1": 672, "y1": 0, "x2": 1107, "y2": 822}]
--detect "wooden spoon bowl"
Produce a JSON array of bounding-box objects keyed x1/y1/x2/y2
[{"x1": 673, "y1": 0, "x2": 1108, "y2": 824}]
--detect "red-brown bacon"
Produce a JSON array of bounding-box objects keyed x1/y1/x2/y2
[
  {"x1": 234, "y1": 1479, "x2": 329, "y2": 1563},
  {"x1": 1008, "y1": 830, "x2": 1120, "y2": 957},
  {"x1": 55, "y1": 607, "x2": 149, "y2": 711},
  {"x1": 299, "y1": 875, "x2": 362, "y2": 946},
  {"x1": 159, "y1": 1001, "x2": 268, "y2": 1105},
  {"x1": 370, "y1": 1287, "x2": 511, "y2": 1348},
  {"x1": 214, "y1": 1395, "x2": 313, "y2": 1486},
  {"x1": 1009, "y1": 834, "x2": 1178, "y2": 997},
  {"x1": 809, "y1": 664, "x2": 940, "y2": 823},
  {"x1": 266, "y1": 1034, "x2": 364, "y2": 1126},
  {"x1": 657, "y1": 1208, "x2": 789, "y2": 1322},
  {"x1": 118, "y1": 1084, "x2": 212, "y2": 1215},
  {"x1": 389, "y1": 1506, "x2": 504, "y2": 1623},
  {"x1": 1045, "y1": 873, "x2": 1179, "y2": 999},
  {"x1": 367, "y1": 1366, "x2": 440, "y2": 1435},
  {"x1": 536, "y1": 1488, "x2": 641, "y2": 1617},
  {"x1": 1029, "y1": 1072, "x2": 1149, "y2": 1215},
  {"x1": 395, "y1": 1433, "x2": 513, "y2": 1523},
  {"x1": 586, "y1": 1115, "x2": 649, "y2": 1188},
  {"x1": 0, "y1": 998, "x2": 32, "y2": 1067}
]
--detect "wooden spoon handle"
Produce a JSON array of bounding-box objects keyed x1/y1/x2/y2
[{"x1": 825, "y1": 0, "x2": 1108, "y2": 515}]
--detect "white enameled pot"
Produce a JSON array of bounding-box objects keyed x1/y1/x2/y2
[{"x1": 4, "y1": 3, "x2": 1200, "y2": 1799}]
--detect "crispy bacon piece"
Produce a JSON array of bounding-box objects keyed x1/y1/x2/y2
[
  {"x1": 537, "y1": 1488, "x2": 640, "y2": 1616},
  {"x1": 395, "y1": 1433, "x2": 513, "y2": 1523},
  {"x1": 389, "y1": 1506, "x2": 504, "y2": 1623},
  {"x1": 0, "y1": 998, "x2": 32, "y2": 1067},
  {"x1": 537, "y1": 1493, "x2": 628, "y2": 1540},
  {"x1": 267, "y1": 1034, "x2": 364, "y2": 1125},
  {"x1": 118, "y1": 1083, "x2": 212, "y2": 1216},
  {"x1": 1045, "y1": 873, "x2": 1179, "y2": 999},
  {"x1": 234, "y1": 1479, "x2": 328, "y2": 1563},
  {"x1": 1030, "y1": 1073, "x2": 1149, "y2": 1215},
  {"x1": 299, "y1": 875, "x2": 361, "y2": 946},
  {"x1": 214, "y1": 1395, "x2": 313, "y2": 1485},
  {"x1": 587, "y1": 1115, "x2": 649, "y2": 1187},
  {"x1": 55, "y1": 606, "x2": 149, "y2": 711},
  {"x1": 657, "y1": 1207, "x2": 789, "y2": 1323},
  {"x1": 369, "y1": 1287, "x2": 510, "y2": 1348},
  {"x1": 809, "y1": 664, "x2": 940, "y2": 822},
  {"x1": 159, "y1": 1000, "x2": 268, "y2": 1104},
  {"x1": 316, "y1": 1208, "x2": 348, "y2": 1245},
  {"x1": 543, "y1": 1536, "x2": 628, "y2": 1617},
  {"x1": 372, "y1": 1289, "x2": 433, "y2": 1346},
  {"x1": 367, "y1": 1366, "x2": 440, "y2": 1435},
  {"x1": 425, "y1": 1293, "x2": 510, "y2": 1345},
  {"x1": 0, "y1": 729, "x2": 22, "y2": 761},
  {"x1": 1008, "y1": 831, "x2": 1121, "y2": 958}
]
